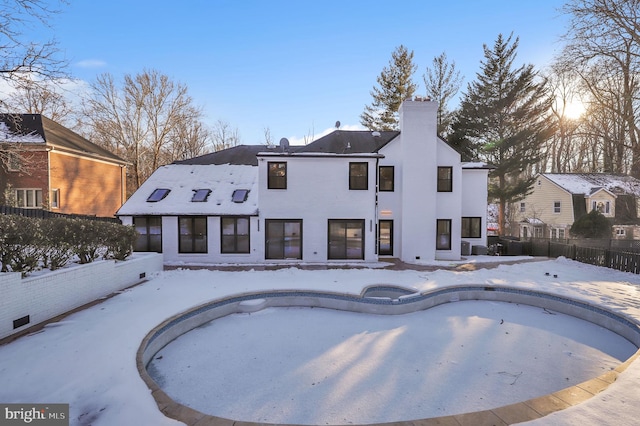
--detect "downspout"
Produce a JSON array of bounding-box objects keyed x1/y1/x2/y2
[
  {"x1": 120, "y1": 165, "x2": 126, "y2": 206},
  {"x1": 46, "y1": 146, "x2": 52, "y2": 210},
  {"x1": 375, "y1": 157, "x2": 379, "y2": 255}
]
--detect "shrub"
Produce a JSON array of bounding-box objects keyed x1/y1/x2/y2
[
  {"x1": 40, "y1": 218, "x2": 74, "y2": 270},
  {"x1": 0, "y1": 214, "x2": 137, "y2": 276},
  {"x1": 570, "y1": 210, "x2": 612, "y2": 238},
  {"x1": 102, "y1": 222, "x2": 137, "y2": 261},
  {"x1": 66, "y1": 219, "x2": 106, "y2": 264},
  {"x1": 0, "y1": 215, "x2": 44, "y2": 276}
]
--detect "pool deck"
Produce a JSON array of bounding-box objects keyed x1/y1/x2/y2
[
  {"x1": 3, "y1": 256, "x2": 637, "y2": 425},
  {"x1": 141, "y1": 258, "x2": 640, "y2": 426}
]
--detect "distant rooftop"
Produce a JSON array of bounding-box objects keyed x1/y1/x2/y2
[
  {"x1": 543, "y1": 173, "x2": 640, "y2": 197},
  {"x1": 0, "y1": 113, "x2": 126, "y2": 165},
  {"x1": 173, "y1": 130, "x2": 401, "y2": 166},
  {"x1": 295, "y1": 130, "x2": 399, "y2": 154},
  {"x1": 174, "y1": 145, "x2": 280, "y2": 166}
]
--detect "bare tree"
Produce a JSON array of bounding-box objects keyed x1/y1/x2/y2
[
  {"x1": 422, "y1": 52, "x2": 463, "y2": 137},
  {"x1": 82, "y1": 69, "x2": 209, "y2": 193},
  {"x1": 211, "y1": 119, "x2": 241, "y2": 151},
  {"x1": 263, "y1": 126, "x2": 274, "y2": 147},
  {"x1": 170, "y1": 115, "x2": 212, "y2": 161},
  {"x1": 561, "y1": 0, "x2": 640, "y2": 177},
  {"x1": 541, "y1": 65, "x2": 585, "y2": 173},
  {"x1": 0, "y1": 0, "x2": 68, "y2": 174},
  {"x1": 0, "y1": 0, "x2": 68, "y2": 98},
  {"x1": 4, "y1": 78, "x2": 73, "y2": 123},
  {"x1": 303, "y1": 123, "x2": 315, "y2": 145}
]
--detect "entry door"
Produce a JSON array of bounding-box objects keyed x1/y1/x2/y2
[{"x1": 378, "y1": 220, "x2": 393, "y2": 256}]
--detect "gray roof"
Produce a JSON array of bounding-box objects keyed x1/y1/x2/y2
[
  {"x1": 295, "y1": 130, "x2": 399, "y2": 154},
  {"x1": 173, "y1": 131, "x2": 400, "y2": 166},
  {"x1": 174, "y1": 145, "x2": 282, "y2": 166},
  {"x1": 0, "y1": 114, "x2": 127, "y2": 164}
]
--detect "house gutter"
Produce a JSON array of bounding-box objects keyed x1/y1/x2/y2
[{"x1": 257, "y1": 152, "x2": 384, "y2": 159}]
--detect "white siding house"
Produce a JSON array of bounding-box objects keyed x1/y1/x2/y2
[{"x1": 117, "y1": 100, "x2": 492, "y2": 265}]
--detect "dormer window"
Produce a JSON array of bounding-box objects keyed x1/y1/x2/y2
[
  {"x1": 232, "y1": 189, "x2": 249, "y2": 203},
  {"x1": 592, "y1": 200, "x2": 611, "y2": 214},
  {"x1": 192, "y1": 189, "x2": 211, "y2": 202},
  {"x1": 147, "y1": 188, "x2": 170, "y2": 202}
]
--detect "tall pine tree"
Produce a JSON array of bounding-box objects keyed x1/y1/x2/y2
[
  {"x1": 360, "y1": 45, "x2": 417, "y2": 131},
  {"x1": 451, "y1": 33, "x2": 554, "y2": 235},
  {"x1": 423, "y1": 52, "x2": 463, "y2": 138}
]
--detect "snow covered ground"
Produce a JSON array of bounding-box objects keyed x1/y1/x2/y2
[
  {"x1": 149, "y1": 301, "x2": 634, "y2": 424},
  {"x1": 1, "y1": 257, "x2": 640, "y2": 426}
]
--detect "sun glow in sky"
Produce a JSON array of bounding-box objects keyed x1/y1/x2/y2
[{"x1": 563, "y1": 99, "x2": 587, "y2": 120}]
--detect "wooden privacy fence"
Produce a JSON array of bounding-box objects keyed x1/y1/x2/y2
[
  {"x1": 0, "y1": 205, "x2": 120, "y2": 223},
  {"x1": 527, "y1": 239, "x2": 640, "y2": 274}
]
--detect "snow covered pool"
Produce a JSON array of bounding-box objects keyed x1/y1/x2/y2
[{"x1": 140, "y1": 287, "x2": 639, "y2": 425}]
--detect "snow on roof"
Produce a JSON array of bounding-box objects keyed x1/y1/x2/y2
[
  {"x1": 462, "y1": 162, "x2": 493, "y2": 169},
  {"x1": 543, "y1": 173, "x2": 640, "y2": 197},
  {"x1": 522, "y1": 217, "x2": 544, "y2": 224},
  {"x1": 0, "y1": 121, "x2": 44, "y2": 143},
  {"x1": 117, "y1": 164, "x2": 258, "y2": 216}
]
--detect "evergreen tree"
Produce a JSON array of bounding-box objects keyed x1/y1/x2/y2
[
  {"x1": 570, "y1": 210, "x2": 612, "y2": 238},
  {"x1": 423, "y1": 52, "x2": 463, "y2": 137},
  {"x1": 451, "y1": 33, "x2": 554, "y2": 235},
  {"x1": 360, "y1": 45, "x2": 417, "y2": 131}
]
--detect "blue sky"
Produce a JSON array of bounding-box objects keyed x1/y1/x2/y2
[{"x1": 41, "y1": 0, "x2": 568, "y2": 145}]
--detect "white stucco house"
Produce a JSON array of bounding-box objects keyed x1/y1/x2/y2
[{"x1": 117, "y1": 100, "x2": 492, "y2": 265}]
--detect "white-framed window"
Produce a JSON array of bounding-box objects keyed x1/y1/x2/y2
[
  {"x1": 551, "y1": 228, "x2": 557, "y2": 239},
  {"x1": 15, "y1": 188, "x2": 43, "y2": 208},
  {"x1": 559, "y1": 229, "x2": 565, "y2": 239},
  {"x1": 553, "y1": 201, "x2": 561, "y2": 213},
  {"x1": 592, "y1": 200, "x2": 611, "y2": 214},
  {"x1": 616, "y1": 228, "x2": 626, "y2": 237},
  {"x1": 520, "y1": 202, "x2": 525, "y2": 212},
  {"x1": 50, "y1": 188, "x2": 60, "y2": 209},
  {"x1": 534, "y1": 227, "x2": 543, "y2": 238}
]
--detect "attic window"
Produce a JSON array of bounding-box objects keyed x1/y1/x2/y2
[
  {"x1": 147, "y1": 188, "x2": 170, "y2": 202},
  {"x1": 192, "y1": 189, "x2": 211, "y2": 202},
  {"x1": 232, "y1": 189, "x2": 249, "y2": 203}
]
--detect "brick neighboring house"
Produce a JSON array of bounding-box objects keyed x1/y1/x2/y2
[
  {"x1": 515, "y1": 173, "x2": 640, "y2": 240},
  {"x1": 0, "y1": 114, "x2": 128, "y2": 217}
]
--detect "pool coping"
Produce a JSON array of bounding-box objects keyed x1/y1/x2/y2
[{"x1": 136, "y1": 285, "x2": 640, "y2": 426}]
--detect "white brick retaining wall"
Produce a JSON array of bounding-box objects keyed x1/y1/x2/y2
[{"x1": 0, "y1": 253, "x2": 163, "y2": 340}]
